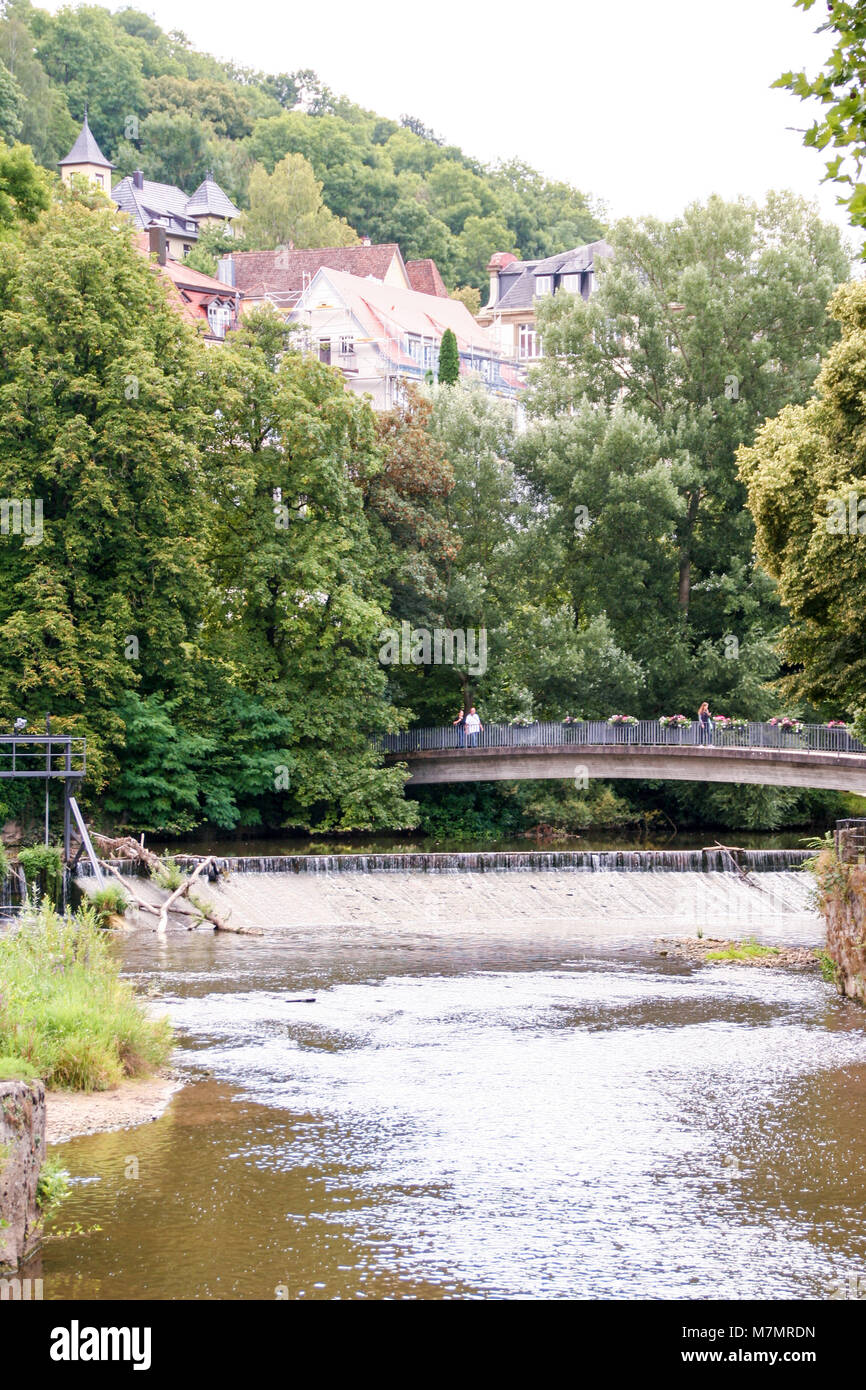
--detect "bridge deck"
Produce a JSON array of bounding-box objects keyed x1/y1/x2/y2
[{"x1": 380, "y1": 722, "x2": 866, "y2": 793}]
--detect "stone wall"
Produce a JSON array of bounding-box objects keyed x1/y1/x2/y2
[
  {"x1": 0, "y1": 1081, "x2": 46, "y2": 1271},
  {"x1": 823, "y1": 864, "x2": 866, "y2": 1006}
]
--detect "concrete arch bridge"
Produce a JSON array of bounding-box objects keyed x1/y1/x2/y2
[{"x1": 378, "y1": 720, "x2": 866, "y2": 795}]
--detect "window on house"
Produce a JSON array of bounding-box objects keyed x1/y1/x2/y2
[
  {"x1": 518, "y1": 324, "x2": 542, "y2": 359},
  {"x1": 183, "y1": 244, "x2": 192, "y2": 257},
  {"x1": 535, "y1": 275, "x2": 553, "y2": 297},
  {"x1": 560, "y1": 274, "x2": 581, "y2": 294},
  {"x1": 207, "y1": 301, "x2": 230, "y2": 339},
  {"x1": 406, "y1": 334, "x2": 421, "y2": 362},
  {"x1": 318, "y1": 338, "x2": 331, "y2": 364},
  {"x1": 338, "y1": 335, "x2": 355, "y2": 355}
]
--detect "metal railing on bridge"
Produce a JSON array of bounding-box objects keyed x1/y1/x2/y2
[{"x1": 377, "y1": 720, "x2": 866, "y2": 756}]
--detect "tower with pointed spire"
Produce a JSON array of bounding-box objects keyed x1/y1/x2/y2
[{"x1": 58, "y1": 111, "x2": 114, "y2": 191}]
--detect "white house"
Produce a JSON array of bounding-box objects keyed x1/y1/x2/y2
[{"x1": 288, "y1": 267, "x2": 524, "y2": 409}]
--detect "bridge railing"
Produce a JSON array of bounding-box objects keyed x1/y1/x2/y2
[{"x1": 376, "y1": 720, "x2": 866, "y2": 756}]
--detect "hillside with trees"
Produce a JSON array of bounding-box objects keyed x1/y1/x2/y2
[{"x1": 0, "y1": 0, "x2": 603, "y2": 294}]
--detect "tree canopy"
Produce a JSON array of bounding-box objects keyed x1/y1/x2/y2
[{"x1": 738, "y1": 279, "x2": 866, "y2": 721}]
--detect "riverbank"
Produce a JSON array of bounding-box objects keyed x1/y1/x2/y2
[
  {"x1": 46, "y1": 1071, "x2": 182, "y2": 1144},
  {"x1": 655, "y1": 936, "x2": 820, "y2": 969}
]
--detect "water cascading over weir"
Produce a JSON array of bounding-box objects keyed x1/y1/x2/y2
[{"x1": 73, "y1": 848, "x2": 822, "y2": 947}]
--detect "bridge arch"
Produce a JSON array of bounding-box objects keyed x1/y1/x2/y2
[{"x1": 379, "y1": 721, "x2": 866, "y2": 795}]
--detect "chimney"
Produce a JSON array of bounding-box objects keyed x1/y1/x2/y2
[
  {"x1": 362, "y1": 235, "x2": 371, "y2": 247},
  {"x1": 132, "y1": 169, "x2": 144, "y2": 190},
  {"x1": 148, "y1": 223, "x2": 167, "y2": 266},
  {"x1": 485, "y1": 251, "x2": 517, "y2": 310}
]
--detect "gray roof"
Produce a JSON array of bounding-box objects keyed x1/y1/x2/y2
[
  {"x1": 112, "y1": 179, "x2": 197, "y2": 238},
  {"x1": 112, "y1": 173, "x2": 239, "y2": 240},
  {"x1": 496, "y1": 239, "x2": 614, "y2": 311},
  {"x1": 185, "y1": 174, "x2": 241, "y2": 220},
  {"x1": 58, "y1": 116, "x2": 114, "y2": 169}
]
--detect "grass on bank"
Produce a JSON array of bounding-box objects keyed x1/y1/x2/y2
[
  {"x1": 705, "y1": 938, "x2": 781, "y2": 962},
  {"x1": 88, "y1": 882, "x2": 129, "y2": 927},
  {"x1": 0, "y1": 903, "x2": 172, "y2": 1090}
]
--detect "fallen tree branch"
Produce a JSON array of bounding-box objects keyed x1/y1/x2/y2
[
  {"x1": 157, "y1": 857, "x2": 214, "y2": 935},
  {"x1": 98, "y1": 860, "x2": 159, "y2": 916},
  {"x1": 98, "y1": 854, "x2": 259, "y2": 934},
  {"x1": 711, "y1": 841, "x2": 769, "y2": 893},
  {"x1": 91, "y1": 832, "x2": 162, "y2": 867}
]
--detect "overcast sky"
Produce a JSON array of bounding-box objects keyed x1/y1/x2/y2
[{"x1": 125, "y1": 0, "x2": 855, "y2": 244}]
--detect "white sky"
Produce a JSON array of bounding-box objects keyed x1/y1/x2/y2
[{"x1": 120, "y1": 0, "x2": 855, "y2": 243}]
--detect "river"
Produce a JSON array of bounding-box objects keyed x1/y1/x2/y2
[{"x1": 34, "y1": 862, "x2": 866, "y2": 1301}]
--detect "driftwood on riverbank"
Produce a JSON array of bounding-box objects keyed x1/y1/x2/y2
[
  {"x1": 91, "y1": 832, "x2": 163, "y2": 870},
  {"x1": 94, "y1": 854, "x2": 263, "y2": 936}
]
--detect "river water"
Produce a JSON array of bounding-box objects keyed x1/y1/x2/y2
[{"x1": 36, "y1": 867, "x2": 866, "y2": 1301}]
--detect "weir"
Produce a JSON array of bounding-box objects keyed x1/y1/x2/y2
[
  {"x1": 73, "y1": 851, "x2": 821, "y2": 947},
  {"x1": 75, "y1": 847, "x2": 813, "y2": 877}
]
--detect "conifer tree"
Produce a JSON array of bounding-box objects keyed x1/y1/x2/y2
[{"x1": 437, "y1": 328, "x2": 459, "y2": 385}]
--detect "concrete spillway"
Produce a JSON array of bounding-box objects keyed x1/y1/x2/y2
[
  {"x1": 131, "y1": 863, "x2": 820, "y2": 949},
  {"x1": 72, "y1": 849, "x2": 822, "y2": 947}
]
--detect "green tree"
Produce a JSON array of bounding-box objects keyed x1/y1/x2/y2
[
  {"x1": 438, "y1": 327, "x2": 459, "y2": 385},
  {"x1": 240, "y1": 153, "x2": 357, "y2": 249},
  {"x1": 0, "y1": 56, "x2": 22, "y2": 142},
  {"x1": 124, "y1": 109, "x2": 211, "y2": 190},
  {"x1": 32, "y1": 3, "x2": 145, "y2": 160},
  {"x1": 183, "y1": 222, "x2": 235, "y2": 277},
  {"x1": 452, "y1": 213, "x2": 515, "y2": 294},
  {"x1": 0, "y1": 138, "x2": 50, "y2": 228},
  {"x1": 143, "y1": 75, "x2": 254, "y2": 141},
  {"x1": 450, "y1": 285, "x2": 481, "y2": 315},
  {"x1": 364, "y1": 384, "x2": 456, "y2": 614},
  {"x1": 529, "y1": 193, "x2": 848, "y2": 622},
  {"x1": 200, "y1": 309, "x2": 416, "y2": 831},
  {"x1": 0, "y1": 195, "x2": 210, "y2": 790},
  {"x1": 738, "y1": 279, "x2": 866, "y2": 718},
  {"x1": 0, "y1": 2, "x2": 77, "y2": 169},
  {"x1": 777, "y1": 0, "x2": 866, "y2": 239}
]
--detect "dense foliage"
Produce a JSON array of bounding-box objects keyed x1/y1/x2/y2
[
  {"x1": 0, "y1": 175, "x2": 415, "y2": 834},
  {"x1": 739, "y1": 279, "x2": 866, "y2": 726},
  {"x1": 0, "y1": 2, "x2": 859, "y2": 838}
]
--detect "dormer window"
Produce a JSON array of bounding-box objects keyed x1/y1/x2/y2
[
  {"x1": 561, "y1": 274, "x2": 581, "y2": 294},
  {"x1": 207, "y1": 300, "x2": 232, "y2": 339},
  {"x1": 535, "y1": 275, "x2": 554, "y2": 297}
]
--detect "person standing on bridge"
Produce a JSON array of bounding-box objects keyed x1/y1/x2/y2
[
  {"x1": 464, "y1": 707, "x2": 483, "y2": 748},
  {"x1": 698, "y1": 701, "x2": 713, "y2": 745},
  {"x1": 453, "y1": 708, "x2": 466, "y2": 748}
]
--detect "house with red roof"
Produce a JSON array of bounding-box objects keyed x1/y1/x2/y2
[
  {"x1": 135, "y1": 227, "x2": 241, "y2": 344},
  {"x1": 290, "y1": 267, "x2": 524, "y2": 408},
  {"x1": 219, "y1": 243, "x2": 414, "y2": 308}
]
